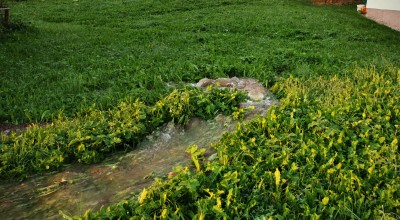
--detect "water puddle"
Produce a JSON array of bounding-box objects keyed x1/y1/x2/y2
[{"x1": 0, "y1": 78, "x2": 278, "y2": 219}]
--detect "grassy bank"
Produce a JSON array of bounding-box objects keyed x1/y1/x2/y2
[
  {"x1": 73, "y1": 67, "x2": 400, "y2": 219},
  {"x1": 1, "y1": 0, "x2": 400, "y2": 123}
]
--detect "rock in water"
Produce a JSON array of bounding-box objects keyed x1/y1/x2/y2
[
  {"x1": 195, "y1": 76, "x2": 279, "y2": 116},
  {"x1": 242, "y1": 78, "x2": 267, "y2": 100},
  {"x1": 196, "y1": 77, "x2": 267, "y2": 101},
  {"x1": 196, "y1": 78, "x2": 214, "y2": 87},
  {"x1": 215, "y1": 78, "x2": 238, "y2": 87}
]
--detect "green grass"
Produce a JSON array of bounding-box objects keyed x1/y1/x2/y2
[{"x1": 1, "y1": 0, "x2": 400, "y2": 123}]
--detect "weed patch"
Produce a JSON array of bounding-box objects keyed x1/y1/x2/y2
[
  {"x1": 71, "y1": 67, "x2": 399, "y2": 219},
  {"x1": 0, "y1": 87, "x2": 247, "y2": 180}
]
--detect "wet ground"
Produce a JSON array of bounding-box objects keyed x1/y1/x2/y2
[
  {"x1": 0, "y1": 78, "x2": 279, "y2": 219},
  {"x1": 0, "y1": 116, "x2": 238, "y2": 219}
]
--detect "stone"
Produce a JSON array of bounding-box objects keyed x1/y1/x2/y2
[
  {"x1": 215, "y1": 78, "x2": 238, "y2": 87},
  {"x1": 195, "y1": 77, "x2": 271, "y2": 102},
  {"x1": 242, "y1": 79, "x2": 267, "y2": 100},
  {"x1": 196, "y1": 78, "x2": 214, "y2": 87},
  {"x1": 248, "y1": 89, "x2": 265, "y2": 100}
]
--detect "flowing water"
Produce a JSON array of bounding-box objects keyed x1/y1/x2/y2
[
  {"x1": 0, "y1": 117, "x2": 238, "y2": 219},
  {"x1": 0, "y1": 79, "x2": 278, "y2": 219}
]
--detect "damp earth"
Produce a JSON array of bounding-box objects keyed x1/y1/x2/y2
[{"x1": 0, "y1": 78, "x2": 278, "y2": 219}]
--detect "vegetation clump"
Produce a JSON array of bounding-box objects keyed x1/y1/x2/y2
[
  {"x1": 0, "y1": 86, "x2": 247, "y2": 180},
  {"x1": 70, "y1": 67, "x2": 399, "y2": 219}
]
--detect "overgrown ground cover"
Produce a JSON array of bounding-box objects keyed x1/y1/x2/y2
[
  {"x1": 1, "y1": 0, "x2": 400, "y2": 123},
  {"x1": 0, "y1": 87, "x2": 247, "y2": 180},
  {"x1": 71, "y1": 67, "x2": 399, "y2": 219},
  {"x1": 1, "y1": 0, "x2": 400, "y2": 219}
]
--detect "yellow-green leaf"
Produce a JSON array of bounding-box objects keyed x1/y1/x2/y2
[
  {"x1": 274, "y1": 168, "x2": 281, "y2": 187},
  {"x1": 391, "y1": 138, "x2": 398, "y2": 147},
  {"x1": 322, "y1": 197, "x2": 329, "y2": 205},
  {"x1": 213, "y1": 197, "x2": 224, "y2": 213},
  {"x1": 139, "y1": 188, "x2": 147, "y2": 204},
  {"x1": 161, "y1": 208, "x2": 168, "y2": 218},
  {"x1": 367, "y1": 165, "x2": 374, "y2": 174}
]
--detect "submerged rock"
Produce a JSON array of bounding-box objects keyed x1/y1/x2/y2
[
  {"x1": 196, "y1": 77, "x2": 279, "y2": 115},
  {"x1": 215, "y1": 77, "x2": 239, "y2": 87},
  {"x1": 196, "y1": 78, "x2": 214, "y2": 87},
  {"x1": 196, "y1": 77, "x2": 269, "y2": 100}
]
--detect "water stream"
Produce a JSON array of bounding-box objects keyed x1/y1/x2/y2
[
  {"x1": 0, "y1": 78, "x2": 278, "y2": 219},
  {"x1": 0, "y1": 116, "x2": 236, "y2": 219}
]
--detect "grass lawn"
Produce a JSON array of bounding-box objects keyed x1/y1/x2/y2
[{"x1": 1, "y1": 0, "x2": 399, "y2": 124}]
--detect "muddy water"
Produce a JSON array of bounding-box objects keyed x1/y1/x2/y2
[
  {"x1": 0, "y1": 116, "x2": 243, "y2": 219},
  {"x1": 0, "y1": 81, "x2": 278, "y2": 220}
]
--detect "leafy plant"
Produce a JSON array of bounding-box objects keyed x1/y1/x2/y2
[
  {"x1": 70, "y1": 67, "x2": 399, "y2": 219},
  {"x1": 0, "y1": 86, "x2": 247, "y2": 180}
]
